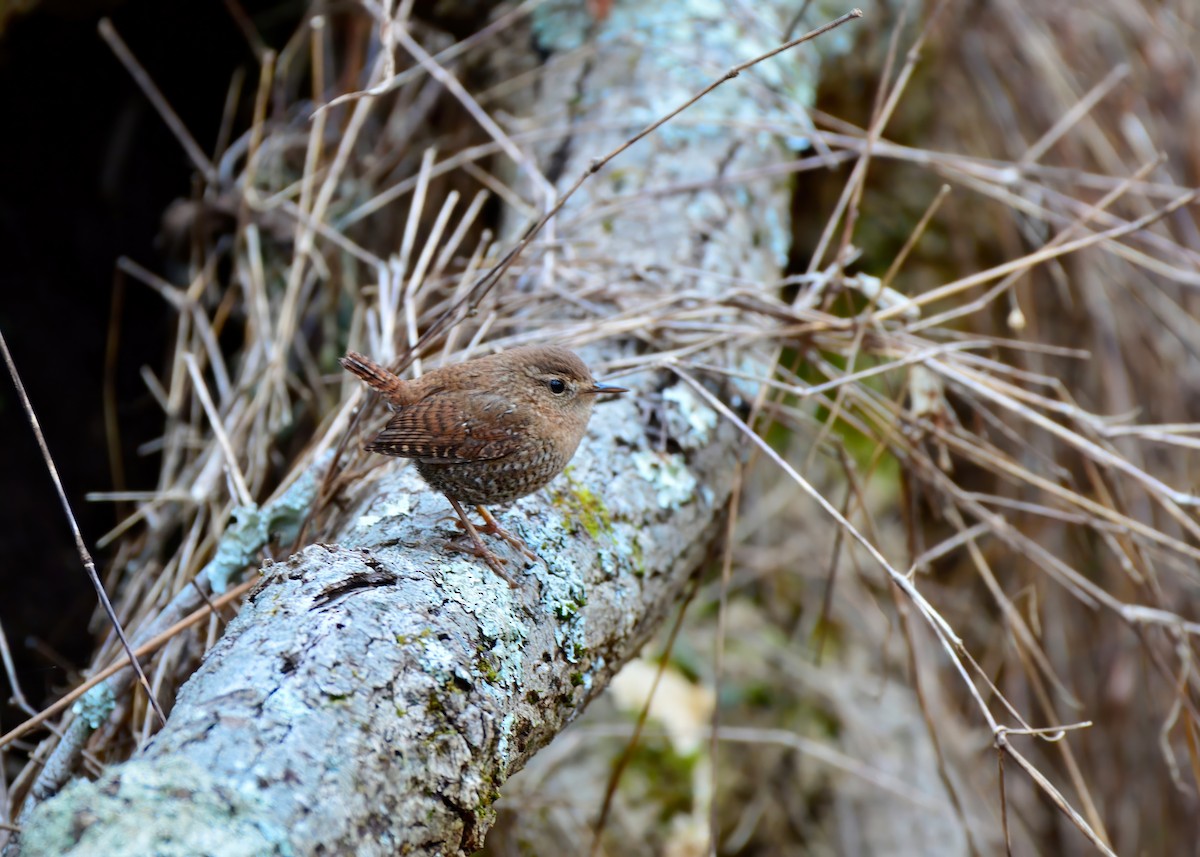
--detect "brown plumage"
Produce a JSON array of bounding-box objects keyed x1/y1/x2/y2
[{"x1": 340, "y1": 346, "x2": 626, "y2": 586}]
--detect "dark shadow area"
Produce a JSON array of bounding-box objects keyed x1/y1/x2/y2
[{"x1": 0, "y1": 0, "x2": 297, "y2": 734}]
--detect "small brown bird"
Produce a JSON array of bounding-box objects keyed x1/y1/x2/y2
[{"x1": 341, "y1": 345, "x2": 627, "y2": 586}]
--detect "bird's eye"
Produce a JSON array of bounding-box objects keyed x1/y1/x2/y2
[{"x1": 548, "y1": 378, "x2": 567, "y2": 394}]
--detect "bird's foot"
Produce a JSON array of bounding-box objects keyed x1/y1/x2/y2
[
  {"x1": 440, "y1": 538, "x2": 518, "y2": 586},
  {"x1": 438, "y1": 506, "x2": 539, "y2": 562},
  {"x1": 444, "y1": 499, "x2": 520, "y2": 587},
  {"x1": 473, "y1": 505, "x2": 539, "y2": 561}
]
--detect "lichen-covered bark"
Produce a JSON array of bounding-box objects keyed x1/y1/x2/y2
[
  {"x1": 20, "y1": 411, "x2": 737, "y2": 855},
  {"x1": 15, "y1": 2, "x2": 820, "y2": 854}
]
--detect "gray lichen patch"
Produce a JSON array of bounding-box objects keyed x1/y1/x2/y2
[
  {"x1": 439, "y1": 565, "x2": 529, "y2": 690},
  {"x1": 537, "y1": 565, "x2": 591, "y2": 667},
  {"x1": 206, "y1": 452, "x2": 332, "y2": 594},
  {"x1": 661, "y1": 384, "x2": 718, "y2": 450},
  {"x1": 70, "y1": 682, "x2": 115, "y2": 730},
  {"x1": 20, "y1": 757, "x2": 294, "y2": 857},
  {"x1": 353, "y1": 494, "x2": 413, "y2": 530},
  {"x1": 630, "y1": 450, "x2": 700, "y2": 509}
]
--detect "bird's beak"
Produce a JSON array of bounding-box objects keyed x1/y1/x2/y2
[{"x1": 586, "y1": 382, "x2": 628, "y2": 395}]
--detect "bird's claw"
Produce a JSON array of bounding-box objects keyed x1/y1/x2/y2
[{"x1": 440, "y1": 537, "x2": 519, "y2": 586}]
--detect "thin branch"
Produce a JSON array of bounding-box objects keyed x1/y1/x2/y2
[
  {"x1": 0, "y1": 327, "x2": 166, "y2": 727},
  {"x1": 98, "y1": 19, "x2": 216, "y2": 183}
]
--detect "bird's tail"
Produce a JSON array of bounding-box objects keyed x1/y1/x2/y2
[{"x1": 340, "y1": 351, "x2": 410, "y2": 402}]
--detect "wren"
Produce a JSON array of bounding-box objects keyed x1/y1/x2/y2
[{"x1": 340, "y1": 345, "x2": 627, "y2": 586}]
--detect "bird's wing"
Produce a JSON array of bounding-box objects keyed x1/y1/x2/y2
[{"x1": 364, "y1": 391, "x2": 529, "y2": 462}]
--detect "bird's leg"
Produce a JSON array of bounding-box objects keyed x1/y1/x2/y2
[
  {"x1": 474, "y1": 505, "x2": 539, "y2": 562},
  {"x1": 439, "y1": 506, "x2": 539, "y2": 562},
  {"x1": 443, "y1": 498, "x2": 518, "y2": 587}
]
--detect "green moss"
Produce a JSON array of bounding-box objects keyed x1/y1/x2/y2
[
  {"x1": 477, "y1": 654, "x2": 501, "y2": 683},
  {"x1": 426, "y1": 693, "x2": 444, "y2": 716},
  {"x1": 569, "y1": 672, "x2": 585, "y2": 687},
  {"x1": 554, "y1": 602, "x2": 578, "y2": 620},
  {"x1": 553, "y1": 590, "x2": 588, "y2": 620},
  {"x1": 631, "y1": 534, "x2": 646, "y2": 577},
  {"x1": 553, "y1": 469, "x2": 614, "y2": 540},
  {"x1": 474, "y1": 771, "x2": 504, "y2": 813},
  {"x1": 394, "y1": 628, "x2": 433, "y2": 647}
]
